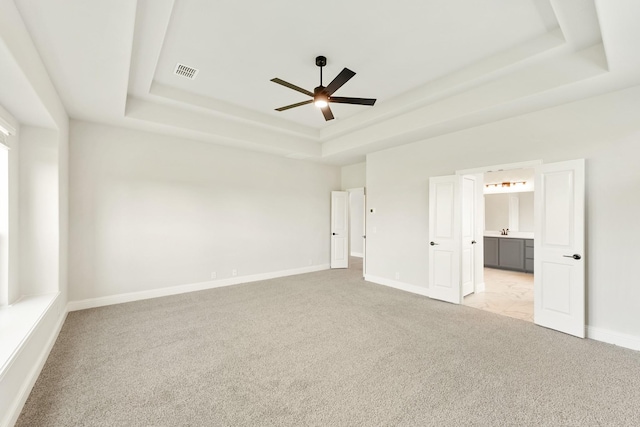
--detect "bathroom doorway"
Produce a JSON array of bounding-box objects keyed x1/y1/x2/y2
[
  {"x1": 443, "y1": 159, "x2": 585, "y2": 337},
  {"x1": 462, "y1": 168, "x2": 535, "y2": 322}
]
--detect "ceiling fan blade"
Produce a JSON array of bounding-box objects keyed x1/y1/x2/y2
[
  {"x1": 321, "y1": 105, "x2": 334, "y2": 121},
  {"x1": 275, "y1": 99, "x2": 313, "y2": 111},
  {"x1": 271, "y1": 78, "x2": 314, "y2": 97},
  {"x1": 324, "y1": 68, "x2": 356, "y2": 96},
  {"x1": 329, "y1": 96, "x2": 377, "y2": 106}
]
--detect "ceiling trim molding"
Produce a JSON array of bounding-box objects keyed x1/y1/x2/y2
[
  {"x1": 148, "y1": 82, "x2": 319, "y2": 139},
  {"x1": 125, "y1": 97, "x2": 321, "y2": 158},
  {"x1": 456, "y1": 160, "x2": 543, "y2": 176}
]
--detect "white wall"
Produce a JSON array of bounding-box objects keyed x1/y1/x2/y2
[
  {"x1": 365, "y1": 84, "x2": 640, "y2": 341},
  {"x1": 69, "y1": 121, "x2": 340, "y2": 302},
  {"x1": 19, "y1": 126, "x2": 60, "y2": 296},
  {"x1": 519, "y1": 192, "x2": 534, "y2": 232},
  {"x1": 341, "y1": 162, "x2": 366, "y2": 190}
]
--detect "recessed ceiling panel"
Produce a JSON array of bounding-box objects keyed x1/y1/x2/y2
[{"x1": 153, "y1": 0, "x2": 558, "y2": 128}]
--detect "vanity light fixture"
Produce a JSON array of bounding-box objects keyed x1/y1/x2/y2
[{"x1": 485, "y1": 181, "x2": 527, "y2": 188}]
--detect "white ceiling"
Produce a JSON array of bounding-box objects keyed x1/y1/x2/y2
[
  {"x1": 152, "y1": 0, "x2": 555, "y2": 128},
  {"x1": 11, "y1": 0, "x2": 640, "y2": 165}
]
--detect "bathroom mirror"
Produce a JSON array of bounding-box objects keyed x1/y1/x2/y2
[{"x1": 484, "y1": 192, "x2": 534, "y2": 232}]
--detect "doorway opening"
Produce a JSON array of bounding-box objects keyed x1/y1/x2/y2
[
  {"x1": 431, "y1": 159, "x2": 584, "y2": 337},
  {"x1": 348, "y1": 188, "x2": 365, "y2": 275},
  {"x1": 462, "y1": 168, "x2": 535, "y2": 322},
  {"x1": 330, "y1": 189, "x2": 366, "y2": 276}
]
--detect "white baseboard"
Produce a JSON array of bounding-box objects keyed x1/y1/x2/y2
[
  {"x1": 364, "y1": 274, "x2": 430, "y2": 297},
  {"x1": 587, "y1": 326, "x2": 640, "y2": 352},
  {"x1": 350, "y1": 252, "x2": 363, "y2": 258},
  {"x1": 2, "y1": 295, "x2": 67, "y2": 427},
  {"x1": 67, "y1": 264, "x2": 330, "y2": 312}
]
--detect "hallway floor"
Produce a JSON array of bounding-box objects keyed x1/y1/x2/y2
[
  {"x1": 349, "y1": 256, "x2": 363, "y2": 271},
  {"x1": 463, "y1": 268, "x2": 534, "y2": 322}
]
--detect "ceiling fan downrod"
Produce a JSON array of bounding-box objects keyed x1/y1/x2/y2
[{"x1": 316, "y1": 55, "x2": 327, "y2": 87}]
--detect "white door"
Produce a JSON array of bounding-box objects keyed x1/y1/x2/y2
[
  {"x1": 534, "y1": 159, "x2": 585, "y2": 337},
  {"x1": 362, "y1": 193, "x2": 366, "y2": 277},
  {"x1": 331, "y1": 191, "x2": 349, "y2": 269},
  {"x1": 461, "y1": 175, "x2": 476, "y2": 296},
  {"x1": 429, "y1": 175, "x2": 461, "y2": 304},
  {"x1": 473, "y1": 174, "x2": 485, "y2": 293}
]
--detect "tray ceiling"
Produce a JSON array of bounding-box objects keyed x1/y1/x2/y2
[{"x1": 12, "y1": 0, "x2": 640, "y2": 165}]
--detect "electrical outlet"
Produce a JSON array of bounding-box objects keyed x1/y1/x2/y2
[
  {"x1": 210, "y1": 272, "x2": 216, "y2": 280},
  {"x1": 395, "y1": 272, "x2": 400, "y2": 280},
  {"x1": 232, "y1": 269, "x2": 237, "y2": 277}
]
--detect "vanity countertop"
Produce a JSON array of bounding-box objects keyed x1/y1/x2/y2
[{"x1": 484, "y1": 231, "x2": 534, "y2": 239}]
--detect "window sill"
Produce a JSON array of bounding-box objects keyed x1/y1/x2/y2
[{"x1": 0, "y1": 292, "x2": 60, "y2": 377}]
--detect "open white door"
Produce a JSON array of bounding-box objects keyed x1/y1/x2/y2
[
  {"x1": 461, "y1": 175, "x2": 476, "y2": 296},
  {"x1": 362, "y1": 193, "x2": 366, "y2": 277},
  {"x1": 473, "y1": 174, "x2": 485, "y2": 293},
  {"x1": 534, "y1": 159, "x2": 585, "y2": 337},
  {"x1": 331, "y1": 191, "x2": 349, "y2": 269},
  {"x1": 429, "y1": 175, "x2": 461, "y2": 304}
]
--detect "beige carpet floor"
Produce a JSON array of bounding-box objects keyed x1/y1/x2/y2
[{"x1": 17, "y1": 265, "x2": 640, "y2": 426}]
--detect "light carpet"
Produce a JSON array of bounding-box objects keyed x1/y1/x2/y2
[{"x1": 16, "y1": 265, "x2": 640, "y2": 426}]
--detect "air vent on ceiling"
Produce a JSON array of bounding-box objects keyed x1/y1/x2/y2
[{"x1": 174, "y1": 63, "x2": 199, "y2": 80}]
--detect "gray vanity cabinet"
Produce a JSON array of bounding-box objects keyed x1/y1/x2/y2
[
  {"x1": 525, "y1": 239, "x2": 534, "y2": 272},
  {"x1": 484, "y1": 237, "x2": 534, "y2": 273},
  {"x1": 499, "y1": 238, "x2": 525, "y2": 270},
  {"x1": 484, "y1": 237, "x2": 499, "y2": 267}
]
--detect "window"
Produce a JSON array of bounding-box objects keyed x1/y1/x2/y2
[{"x1": 0, "y1": 112, "x2": 15, "y2": 306}]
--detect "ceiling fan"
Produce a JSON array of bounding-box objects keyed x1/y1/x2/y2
[{"x1": 271, "y1": 56, "x2": 376, "y2": 121}]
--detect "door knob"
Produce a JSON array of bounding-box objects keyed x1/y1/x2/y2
[
  {"x1": 332, "y1": 233, "x2": 337, "y2": 235},
  {"x1": 471, "y1": 240, "x2": 477, "y2": 244},
  {"x1": 430, "y1": 241, "x2": 438, "y2": 246},
  {"x1": 563, "y1": 254, "x2": 582, "y2": 260}
]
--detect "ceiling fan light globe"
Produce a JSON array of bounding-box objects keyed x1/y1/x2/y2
[{"x1": 314, "y1": 99, "x2": 328, "y2": 108}]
